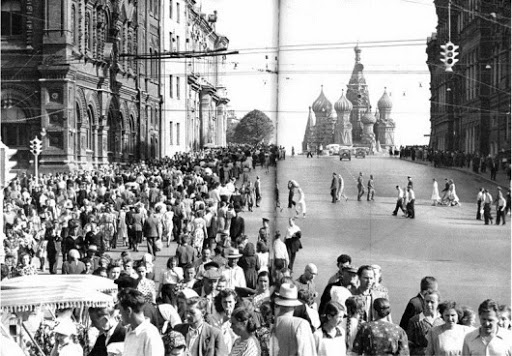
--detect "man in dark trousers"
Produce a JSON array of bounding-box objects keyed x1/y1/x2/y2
[
  {"x1": 143, "y1": 208, "x2": 162, "y2": 256},
  {"x1": 330, "y1": 172, "x2": 339, "y2": 203},
  {"x1": 88, "y1": 306, "x2": 126, "y2": 356}
]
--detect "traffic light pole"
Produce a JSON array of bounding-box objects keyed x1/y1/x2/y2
[{"x1": 34, "y1": 153, "x2": 39, "y2": 187}]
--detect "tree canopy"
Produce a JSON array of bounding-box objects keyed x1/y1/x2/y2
[{"x1": 231, "y1": 109, "x2": 274, "y2": 144}]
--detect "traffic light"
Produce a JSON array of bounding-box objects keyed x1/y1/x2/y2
[
  {"x1": 29, "y1": 137, "x2": 42, "y2": 156},
  {"x1": 0, "y1": 141, "x2": 18, "y2": 187},
  {"x1": 440, "y1": 41, "x2": 459, "y2": 72}
]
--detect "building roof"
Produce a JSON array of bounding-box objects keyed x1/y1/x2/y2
[{"x1": 312, "y1": 86, "x2": 333, "y2": 116}]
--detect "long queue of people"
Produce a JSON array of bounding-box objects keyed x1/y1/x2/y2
[{"x1": 2, "y1": 143, "x2": 512, "y2": 356}]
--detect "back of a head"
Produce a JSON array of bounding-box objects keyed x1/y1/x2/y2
[
  {"x1": 374, "y1": 298, "x2": 391, "y2": 319},
  {"x1": 420, "y1": 276, "x2": 437, "y2": 291},
  {"x1": 118, "y1": 288, "x2": 146, "y2": 314}
]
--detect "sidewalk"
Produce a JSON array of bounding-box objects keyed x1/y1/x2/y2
[{"x1": 397, "y1": 156, "x2": 511, "y2": 190}]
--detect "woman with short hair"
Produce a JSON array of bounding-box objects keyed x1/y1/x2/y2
[{"x1": 425, "y1": 300, "x2": 472, "y2": 356}]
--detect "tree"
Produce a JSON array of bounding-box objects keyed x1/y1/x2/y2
[{"x1": 232, "y1": 109, "x2": 274, "y2": 144}]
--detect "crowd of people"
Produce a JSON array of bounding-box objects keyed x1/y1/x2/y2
[
  {"x1": 2, "y1": 142, "x2": 512, "y2": 356},
  {"x1": 399, "y1": 146, "x2": 511, "y2": 181}
]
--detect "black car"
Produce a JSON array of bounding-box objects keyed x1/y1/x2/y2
[
  {"x1": 354, "y1": 148, "x2": 366, "y2": 158},
  {"x1": 339, "y1": 149, "x2": 352, "y2": 161}
]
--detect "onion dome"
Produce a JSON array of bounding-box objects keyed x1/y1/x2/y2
[
  {"x1": 334, "y1": 90, "x2": 353, "y2": 114},
  {"x1": 312, "y1": 86, "x2": 333, "y2": 115},
  {"x1": 361, "y1": 107, "x2": 376, "y2": 124},
  {"x1": 377, "y1": 88, "x2": 392, "y2": 110}
]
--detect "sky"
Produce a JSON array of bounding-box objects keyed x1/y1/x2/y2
[{"x1": 202, "y1": 0, "x2": 438, "y2": 149}]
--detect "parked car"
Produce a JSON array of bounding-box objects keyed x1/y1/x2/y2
[
  {"x1": 339, "y1": 148, "x2": 352, "y2": 161},
  {"x1": 354, "y1": 147, "x2": 366, "y2": 158},
  {"x1": 326, "y1": 144, "x2": 341, "y2": 155}
]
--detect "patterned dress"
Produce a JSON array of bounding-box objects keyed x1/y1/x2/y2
[
  {"x1": 353, "y1": 319, "x2": 409, "y2": 356},
  {"x1": 230, "y1": 335, "x2": 261, "y2": 356}
]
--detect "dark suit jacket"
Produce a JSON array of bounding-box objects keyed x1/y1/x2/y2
[
  {"x1": 88, "y1": 322, "x2": 126, "y2": 356},
  {"x1": 399, "y1": 293, "x2": 424, "y2": 329},
  {"x1": 174, "y1": 322, "x2": 228, "y2": 356},
  {"x1": 229, "y1": 215, "x2": 245, "y2": 239}
]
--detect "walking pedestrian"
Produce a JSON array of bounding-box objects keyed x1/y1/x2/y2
[
  {"x1": 431, "y1": 178, "x2": 441, "y2": 206},
  {"x1": 357, "y1": 172, "x2": 365, "y2": 201},
  {"x1": 367, "y1": 175, "x2": 375, "y2": 201},
  {"x1": 495, "y1": 189, "x2": 507, "y2": 225},
  {"x1": 284, "y1": 218, "x2": 302, "y2": 273},
  {"x1": 406, "y1": 186, "x2": 415, "y2": 219},
  {"x1": 288, "y1": 180, "x2": 297, "y2": 208},
  {"x1": 254, "y1": 176, "x2": 262, "y2": 208},
  {"x1": 476, "y1": 187, "x2": 484, "y2": 220},
  {"x1": 392, "y1": 186, "x2": 405, "y2": 216},
  {"x1": 330, "y1": 173, "x2": 338, "y2": 203},
  {"x1": 336, "y1": 174, "x2": 348, "y2": 202},
  {"x1": 482, "y1": 189, "x2": 493, "y2": 225},
  {"x1": 296, "y1": 186, "x2": 307, "y2": 218}
]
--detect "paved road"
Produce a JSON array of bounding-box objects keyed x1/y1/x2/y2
[{"x1": 276, "y1": 155, "x2": 510, "y2": 322}]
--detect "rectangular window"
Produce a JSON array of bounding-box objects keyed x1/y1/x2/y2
[
  {"x1": 169, "y1": 32, "x2": 173, "y2": 51},
  {"x1": 169, "y1": 0, "x2": 173, "y2": 18},
  {"x1": 177, "y1": 123, "x2": 180, "y2": 145},
  {"x1": 170, "y1": 122, "x2": 174, "y2": 145},
  {"x1": 177, "y1": 2, "x2": 180, "y2": 23},
  {"x1": 176, "y1": 35, "x2": 180, "y2": 53},
  {"x1": 177, "y1": 76, "x2": 180, "y2": 99},
  {"x1": 169, "y1": 75, "x2": 173, "y2": 98}
]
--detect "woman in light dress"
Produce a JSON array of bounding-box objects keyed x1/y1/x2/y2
[
  {"x1": 447, "y1": 180, "x2": 460, "y2": 206},
  {"x1": 295, "y1": 186, "x2": 307, "y2": 218},
  {"x1": 425, "y1": 300, "x2": 472, "y2": 356},
  {"x1": 431, "y1": 178, "x2": 441, "y2": 206},
  {"x1": 162, "y1": 205, "x2": 174, "y2": 247},
  {"x1": 230, "y1": 307, "x2": 261, "y2": 356},
  {"x1": 337, "y1": 174, "x2": 348, "y2": 202}
]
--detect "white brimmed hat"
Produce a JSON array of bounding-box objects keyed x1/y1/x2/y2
[
  {"x1": 274, "y1": 283, "x2": 302, "y2": 307},
  {"x1": 226, "y1": 247, "x2": 242, "y2": 259},
  {"x1": 54, "y1": 319, "x2": 77, "y2": 336}
]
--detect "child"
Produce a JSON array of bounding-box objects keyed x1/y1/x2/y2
[{"x1": 498, "y1": 304, "x2": 511, "y2": 330}]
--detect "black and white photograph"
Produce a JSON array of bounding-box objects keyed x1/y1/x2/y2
[{"x1": 1, "y1": 0, "x2": 511, "y2": 355}]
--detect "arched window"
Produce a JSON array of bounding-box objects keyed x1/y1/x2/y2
[
  {"x1": 1, "y1": 104, "x2": 30, "y2": 146},
  {"x1": 87, "y1": 107, "x2": 94, "y2": 150},
  {"x1": 1, "y1": 0, "x2": 22, "y2": 36}
]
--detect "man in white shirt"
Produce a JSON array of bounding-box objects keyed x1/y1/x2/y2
[
  {"x1": 221, "y1": 248, "x2": 246, "y2": 289},
  {"x1": 476, "y1": 187, "x2": 484, "y2": 220},
  {"x1": 406, "y1": 186, "x2": 415, "y2": 219},
  {"x1": 463, "y1": 299, "x2": 512, "y2": 355},
  {"x1": 392, "y1": 185, "x2": 405, "y2": 216},
  {"x1": 118, "y1": 288, "x2": 164, "y2": 356}
]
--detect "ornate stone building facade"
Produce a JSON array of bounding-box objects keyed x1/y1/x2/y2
[
  {"x1": 302, "y1": 46, "x2": 395, "y2": 151},
  {"x1": 427, "y1": 0, "x2": 511, "y2": 155},
  {"x1": 161, "y1": 0, "x2": 229, "y2": 156},
  {"x1": 1, "y1": 0, "x2": 161, "y2": 171}
]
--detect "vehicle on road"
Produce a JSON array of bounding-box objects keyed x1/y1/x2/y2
[
  {"x1": 339, "y1": 148, "x2": 352, "y2": 161},
  {"x1": 326, "y1": 144, "x2": 341, "y2": 155},
  {"x1": 354, "y1": 147, "x2": 366, "y2": 158}
]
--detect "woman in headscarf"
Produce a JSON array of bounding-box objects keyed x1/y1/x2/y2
[{"x1": 238, "y1": 242, "x2": 260, "y2": 290}]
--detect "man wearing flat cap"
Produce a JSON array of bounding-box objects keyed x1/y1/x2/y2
[
  {"x1": 353, "y1": 298, "x2": 409, "y2": 356},
  {"x1": 193, "y1": 268, "x2": 222, "y2": 315}
]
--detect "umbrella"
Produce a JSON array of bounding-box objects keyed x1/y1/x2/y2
[
  {"x1": 1, "y1": 285, "x2": 114, "y2": 312},
  {"x1": 1, "y1": 274, "x2": 118, "y2": 293}
]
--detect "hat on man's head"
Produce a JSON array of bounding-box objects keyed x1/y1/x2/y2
[
  {"x1": 226, "y1": 247, "x2": 242, "y2": 259},
  {"x1": 342, "y1": 264, "x2": 358, "y2": 274},
  {"x1": 178, "y1": 288, "x2": 199, "y2": 300},
  {"x1": 88, "y1": 244, "x2": 98, "y2": 252},
  {"x1": 163, "y1": 330, "x2": 187, "y2": 352},
  {"x1": 114, "y1": 275, "x2": 139, "y2": 289},
  {"x1": 262, "y1": 217, "x2": 270, "y2": 223},
  {"x1": 203, "y1": 268, "x2": 222, "y2": 280},
  {"x1": 274, "y1": 283, "x2": 302, "y2": 307},
  {"x1": 53, "y1": 319, "x2": 78, "y2": 336}
]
